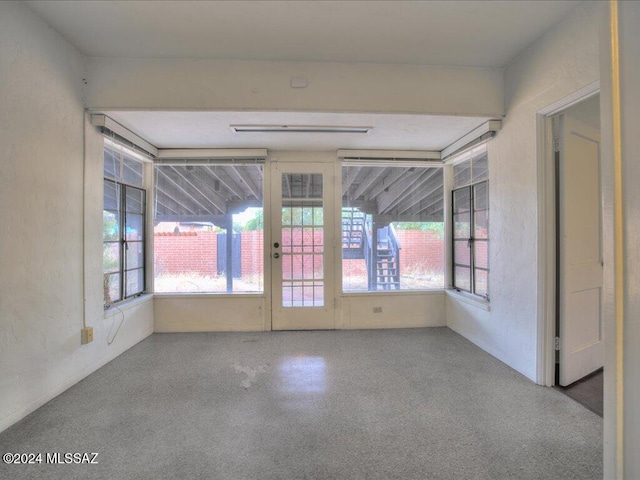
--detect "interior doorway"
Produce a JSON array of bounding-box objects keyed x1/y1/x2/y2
[{"x1": 552, "y1": 94, "x2": 604, "y2": 415}]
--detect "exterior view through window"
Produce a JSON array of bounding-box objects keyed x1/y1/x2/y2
[
  {"x1": 342, "y1": 164, "x2": 444, "y2": 291},
  {"x1": 451, "y1": 145, "x2": 489, "y2": 299},
  {"x1": 103, "y1": 140, "x2": 146, "y2": 307},
  {"x1": 153, "y1": 163, "x2": 264, "y2": 293},
  {"x1": 281, "y1": 173, "x2": 325, "y2": 307}
]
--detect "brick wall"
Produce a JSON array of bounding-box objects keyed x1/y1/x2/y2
[
  {"x1": 154, "y1": 229, "x2": 446, "y2": 279},
  {"x1": 395, "y1": 230, "x2": 444, "y2": 275},
  {"x1": 154, "y1": 231, "x2": 217, "y2": 276},
  {"x1": 241, "y1": 230, "x2": 264, "y2": 277}
]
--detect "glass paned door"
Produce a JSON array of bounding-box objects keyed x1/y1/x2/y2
[{"x1": 271, "y1": 162, "x2": 336, "y2": 330}]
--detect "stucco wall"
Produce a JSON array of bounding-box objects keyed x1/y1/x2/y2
[
  {"x1": 0, "y1": 2, "x2": 153, "y2": 433},
  {"x1": 85, "y1": 57, "x2": 503, "y2": 117},
  {"x1": 446, "y1": 2, "x2": 601, "y2": 381}
]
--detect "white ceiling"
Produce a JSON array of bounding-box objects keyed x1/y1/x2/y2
[
  {"x1": 105, "y1": 111, "x2": 490, "y2": 151},
  {"x1": 28, "y1": 1, "x2": 577, "y2": 150},
  {"x1": 26, "y1": 0, "x2": 579, "y2": 68}
]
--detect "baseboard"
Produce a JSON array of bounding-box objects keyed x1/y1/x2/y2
[{"x1": 0, "y1": 327, "x2": 153, "y2": 433}]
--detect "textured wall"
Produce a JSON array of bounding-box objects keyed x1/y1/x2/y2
[
  {"x1": 446, "y1": 2, "x2": 601, "y2": 381},
  {"x1": 85, "y1": 58, "x2": 503, "y2": 116},
  {"x1": 0, "y1": 2, "x2": 153, "y2": 432}
]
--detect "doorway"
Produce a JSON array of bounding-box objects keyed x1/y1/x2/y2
[
  {"x1": 552, "y1": 94, "x2": 604, "y2": 415},
  {"x1": 270, "y1": 161, "x2": 337, "y2": 330}
]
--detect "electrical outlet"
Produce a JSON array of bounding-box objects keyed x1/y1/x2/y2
[
  {"x1": 373, "y1": 306, "x2": 383, "y2": 314},
  {"x1": 81, "y1": 327, "x2": 94, "y2": 345}
]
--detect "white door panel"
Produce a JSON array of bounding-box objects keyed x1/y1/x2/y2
[{"x1": 558, "y1": 114, "x2": 603, "y2": 386}]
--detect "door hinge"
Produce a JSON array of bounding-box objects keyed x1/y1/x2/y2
[
  {"x1": 554, "y1": 336, "x2": 560, "y2": 351},
  {"x1": 553, "y1": 138, "x2": 560, "y2": 153}
]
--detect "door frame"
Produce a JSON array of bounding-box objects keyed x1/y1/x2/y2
[
  {"x1": 267, "y1": 155, "x2": 339, "y2": 330},
  {"x1": 536, "y1": 81, "x2": 600, "y2": 386}
]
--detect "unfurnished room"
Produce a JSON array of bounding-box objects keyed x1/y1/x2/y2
[{"x1": 1, "y1": 1, "x2": 639, "y2": 479}]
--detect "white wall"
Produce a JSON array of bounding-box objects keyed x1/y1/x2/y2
[
  {"x1": 446, "y1": 2, "x2": 601, "y2": 381},
  {"x1": 0, "y1": 2, "x2": 153, "y2": 433},
  {"x1": 154, "y1": 296, "x2": 265, "y2": 332},
  {"x1": 342, "y1": 292, "x2": 445, "y2": 329},
  {"x1": 85, "y1": 58, "x2": 503, "y2": 117}
]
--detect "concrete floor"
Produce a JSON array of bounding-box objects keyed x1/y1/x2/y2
[
  {"x1": 557, "y1": 370, "x2": 604, "y2": 417},
  {"x1": 0, "y1": 328, "x2": 602, "y2": 480}
]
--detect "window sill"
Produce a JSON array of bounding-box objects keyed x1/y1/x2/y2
[
  {"x1": 445, "y1": 289, "x2": 490, "y2": 311},
  {"x1": 342, "y1": 289, "x2": 444, "y2": 297},
  {"x1": 104, "y1": 293, "x2": 154, "y2": 318},
  {"x1": 153, "y1": 292, "x2": 265, "y2": 299}
]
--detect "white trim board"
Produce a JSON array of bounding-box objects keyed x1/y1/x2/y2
[{"x1": 535, "y1": 81, "x2": 600, "y2": 386}]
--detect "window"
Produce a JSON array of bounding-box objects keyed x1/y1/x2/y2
[
  {"x1": 153, "y1": 163, "x2": 264, "y2": 293},
  {"x1": 103, "y1": 140, "x2": 146, "y2": 307},
  {"x1": 281, "y1": 173, "x2": 324, "y2": 306},
  {"x1": 451, "y1": 145, "x2": 489, "y2": 299},
  {"x1": 342, "y1": 164, "x2": 444, "y2": 291}
]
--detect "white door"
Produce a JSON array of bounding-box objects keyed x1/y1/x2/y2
[
  {"x1": 558, "y1": 114, "x2": 603, "y2": 386},
  {"x1": 270, "y1": 162, "x2": 336, "y2": 330}
]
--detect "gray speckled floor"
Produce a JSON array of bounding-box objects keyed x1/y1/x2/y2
[{"x1": 0, "y1": 328, "x2": 602, "y2": 480}]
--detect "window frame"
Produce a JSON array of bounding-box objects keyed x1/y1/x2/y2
[
  {"x1": 450, "y1": 147, "x2": 490, "y2": 301},
  {"x1": 152, "y1": 162, "x2": 266, "y2": 295},
  {"x1": 103, "y1": 144, "x2": 147, "y2": 308},
  {"x1": 340, "y1": 162, "x2": 446, "y2": 293}
]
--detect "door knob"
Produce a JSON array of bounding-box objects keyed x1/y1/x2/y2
[
  {"x1": 273, "y1": 252, "x2": 280, "y2": 259},
  {"x1": 273, "y1": 242, "x2": 280, "y2": 248}
]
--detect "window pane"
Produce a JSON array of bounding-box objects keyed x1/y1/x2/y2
[
  {"x1": 125, "y1": 187, "x2": 145, "y2": 214},
  {"x1": 103, "y1": 211, "x2": 119, "y2": 241},
  {"x1": 125, "y1": 214, "x2": 144, "y2": 241},
  {"x1": 104, "y1": 147, "x2": 119, "y2": 180},
  {"x1": 281, "y1": 173, "x2": 324, "y2": 307},
  {"x1": 474, "y1": 268, "x2": 489, "y2": 297},
  {"x1": 472, "y1": 152, "x2": 489, "y2": 183},
  {"x1": 125, "y1": 268, "x2": 144, "y2": 297},
  {"x1": 474, "y1": 240, "x2": 489, "y2": 269},
  {"x1": 453, "y1": 188, "x2": 471, "y2": 214},
  {"x1": 154, "y1": 165, "x2": 264, "y2": 293},
  {"x1": 103, "y1": 272, "x2": 121, "y2": 305},
  {"x1": 123, "y1": 155, "x2": 144, "y2": 186},
  {"x1": 474, "y1": 182, "x2": 489, "y2": 210},
  {"x1": 104, "y1": 143, "x2": 144, "y2": 186},
  {"x1": 126, "y1": 241, "x2": 144, "y2": 270},
  {"x1": 454, "y1": 240, "x2": 471, "y2": 266},
  {"x1": 474, "y1": 210, "x2": 489, "y2": 239},
  {"x1": 104, "y1": 179, "x2": 120, "y2": 211},
  {"x1": 103, "y1": 242, "x2": 120, "y2": 274},
  {"x1": 342, "y1": 165, "x2": 444, "y2": 291},
  {"x1": 454, "y1": 266, "x2": 471, "y2": 292},
  {"x1": 453, "y1": 161, "x2": 471, "y2": 188},
  {"x1": 453, "y1": 212, "x2": 471, "y2": 239},
  {"x1": 283, "y1": 173, "x2": 322, "y2": 199}
]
